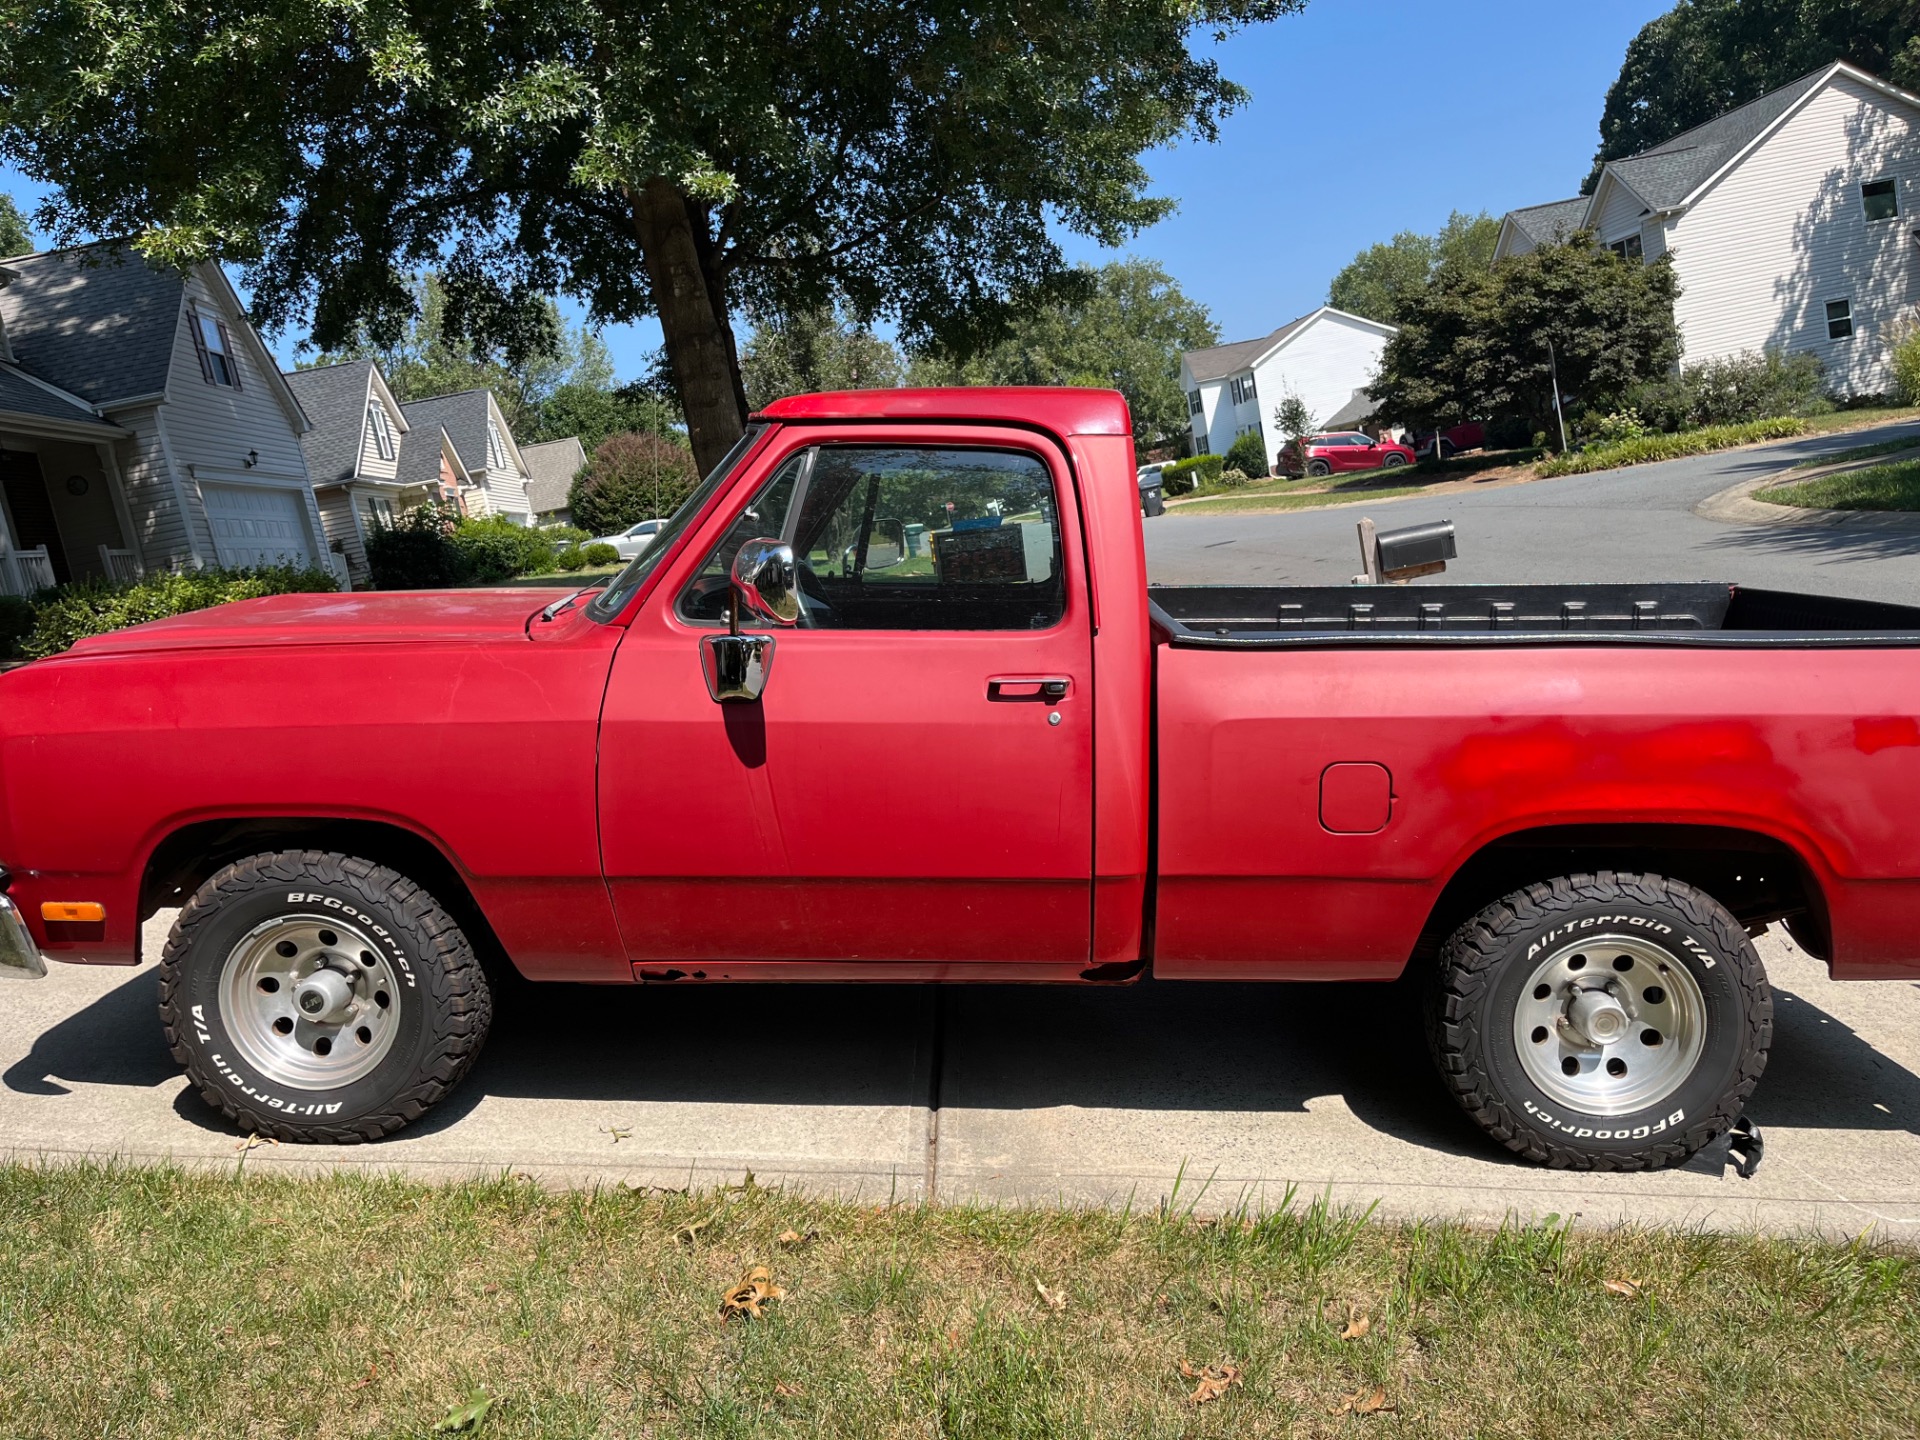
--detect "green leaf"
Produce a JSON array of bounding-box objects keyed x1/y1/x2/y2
[{"x1": 432, "y1": 1389, "x2": 493, "y2": 1433}]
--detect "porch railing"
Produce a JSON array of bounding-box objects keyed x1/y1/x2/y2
[
  {"x1": 98, "y1": 546, "x2": 143, "y2": 584},
  {"x1": 0, "y1": 547, "x2": 56, "y2": 597}
]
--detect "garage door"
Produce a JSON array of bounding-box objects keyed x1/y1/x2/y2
[{"x1": 202, "y1": 484, "x2": 313, "y2": 568}]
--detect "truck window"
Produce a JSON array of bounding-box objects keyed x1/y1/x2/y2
[{"x1": 679, "y1": 444, "x2": 1066, "y2": 631}]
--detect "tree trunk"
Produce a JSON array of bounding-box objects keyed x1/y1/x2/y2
[{"x1": 629, "y1": 178, "x2": 748, "y2": 477}]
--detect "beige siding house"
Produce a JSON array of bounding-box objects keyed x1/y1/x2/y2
[
  {"x1": 1495, "y1": 62, "x2": 1920, "y2": 397},
  {"x1": 0, "y1": 242, "x2": 332, "y2": 594},
  {"x1": 521, "y1": 437, "x2": 587, "y2": 527},
  {"x1": 401, "y1": 390, "x2": 533, "y2": 523}
]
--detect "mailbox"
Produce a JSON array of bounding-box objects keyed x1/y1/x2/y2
[{"x1": 1356, "y1": 517, "x2": 1457, "y2": 583}]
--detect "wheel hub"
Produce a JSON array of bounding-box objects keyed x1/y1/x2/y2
[
  {"x1": 293, "y1": 966, "x2": 356, "y2": 1024},
  {"x1": 218, "y1": 915, "x2": 402, "y2": 1091},
  {"x1": 1512, "y1": 933, "x2": 1707, "y2": 1117}
]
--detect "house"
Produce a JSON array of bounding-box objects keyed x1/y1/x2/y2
[
  {"x1": 1178, "y1": 307, "x2": 1399, "y2": 468},
  {"x1": 399, "y1": 390, "x2": 534, "y2": 524},
  {"x1": 0, "y1": 242, "x2": 333, "y2": 596},
  {"x1": 284, "y1": 359, "x2": 458, "y2": 584},
  {"x1": 521, "y1": 437, "x2": 588, "y2": 527},
  {"x1": 1495, "y1": 61, "x2": 1920, "y2": 397}
]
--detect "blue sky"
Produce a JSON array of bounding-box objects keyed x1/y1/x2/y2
[{"x1": 2, "y1": 0, "x2": 1672, "y2": 379}]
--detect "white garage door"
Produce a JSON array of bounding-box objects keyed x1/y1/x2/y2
[{"x1": 202, "y1": 484, "x2": 313, "y2": 568}]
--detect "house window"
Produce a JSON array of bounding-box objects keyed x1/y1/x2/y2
[
  {"x1": 1863, "y1": 178, "x2": 1899, "y2": 222},
  {"x1": 190, "y1": 308, "x2": 238, "y2": 387},
  {"x1": 1230, "y1": 374, "x2": 1258, "y2": 405},
  {"x1": 1826, "y1": 298, "x2": 1854, "y2": 340},
  {"x1": 1187, "y1": 389, "x2": 1203, "y2": 416},
  {"x1": 366, "y1": 403, "x2": 396, "y2": 461},
  {"x1": 1607, "y1": 234, "x2": 1644, "y2": 262},
  {"x1": 361, "y1": 495, "x2": 398, "y2": 530},
  {"x1": 1194, "y1": 435, "x2": 1210, "y2": 455},
  {"x1": 486, "y1": 418, "x2": 509, "y2": 470}
]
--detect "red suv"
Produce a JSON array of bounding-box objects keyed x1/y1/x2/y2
[{"x1": 1277, "y1": 431, "x2": 1417, "y2": 478}]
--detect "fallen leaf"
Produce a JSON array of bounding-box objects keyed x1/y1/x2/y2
[
  {"x1": 432, "y1": 1389, "x2": 493, "y2": 1433},
  {"x1": 1179, "y1": 1360, "x2": 1241, "y2": 1405},
  {"x1": 1332, "y1": 1386, "x2": 1393, "y2": 1416},
  {"x1": 773, "y1": 1381, "x2": 805, "y2": 1398},
  {"x1": 1339, "y1": 1310, "x2": 1371, "y2": 1341},
  {"x1": 777, "y1": 1227, "x2": 818, "y2": 1248},
  {"x1": 1603, "y1": 1278, "x2": 1643, "y2": 1298},
  {"x1": 349, "y1": 1363, "x2": 378, "y2": 1392},
  {"x1": 601, "y1": 1126, "x2": 633, "y2": 1144},
  {"x1": 1034, "y1": 1279, "x2": 1068, "y2": 1312},
  {"x1": 233, "y1": 1133, "x2": 280, "y2": 1154},
  {"x1": 721, "y1": 1265, "x2": 787, "y2": 1321}
]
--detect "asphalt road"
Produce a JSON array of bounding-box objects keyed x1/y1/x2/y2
[
  {"x1": 7, "y1": 426, "x2": 1920, "y2": 1236},
  {"x1": 1146, "y1": 420, "x2": 1920, "y2": 599}
]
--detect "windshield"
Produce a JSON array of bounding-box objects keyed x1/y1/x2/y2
[{"x1": 588, "y1": 424, "x2": 768, "y2": 621}]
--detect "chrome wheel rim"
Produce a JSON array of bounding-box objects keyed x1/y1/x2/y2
[
  {"x1": 219, "y1": 915, "x2": 401, "y2": 1090},
  {"x1": 1512, "y1": 934, "x2": 1707, "y2": 1116}
]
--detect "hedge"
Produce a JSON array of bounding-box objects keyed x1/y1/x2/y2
[
  {"x1": 1535, "y1": 417, "x2": 1808, "y2": 477},
  {"x1": 8, "y1": 565, "x2": 340, "y2": 662},
  {"x1": 1160, "y1": 454, "x2": 1223, "y2": 496},
  {"x1": 365, "y1": 505, "x2": 559, "y2": 589}
]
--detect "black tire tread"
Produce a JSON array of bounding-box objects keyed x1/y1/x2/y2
[
  {"x1": 1427, "y1": 870, "x2": 1770, "y2": 1171},
  {"x1": 157, "y1": 849, "x2": 492, "y2": 1143}
]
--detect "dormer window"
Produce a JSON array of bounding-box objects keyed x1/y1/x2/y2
[
  {"x1": 486, "y1": 417, "x2": 508, "y2": 470},
  {"x1": 367, "y1": 402, "x2": 396, "y2": 461},
  {"x1": 1230, "y1": 373, "x2": 1258, "y2": 405},
  {"x1": 1608, "y1": 234, "x2": 1644, "y2": 262},
  {"x1": 189, "y1": 306, "x2": 239, "y2": 388}
]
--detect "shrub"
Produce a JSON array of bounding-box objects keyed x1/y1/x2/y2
[
  {"x1": 554, "y1": 545, "x2": 588, "y2": 572},
  {"x1": 1887, "y1": 310, "x2": 1920, "y2": 406},
  {"x1": 1579, "y1": 408, "x2": 1653, "y2": 447},
  {"x1": 1223, "y1": 431, "x2": 1270, "y2": 479},
  {"x1": 19, "y1": 565, "x2": 339, "y2": 660},
  {"x1": 570, "y1": 432, "x2": 698, "y2": 535},
  {"x1": 365, "y1": 503, "x2": 465, "y2": 589},
  {"x1": 450, "y1": 516, "x2": 554, "y2": 583},
  {"x1": 1483, "y1": 414, "x2": 1535, "y2": 450},
  {"x1": 1624, "y1": 349, "x2": 1832, "y2": 433},
  {"x1": 542, "y1": 524, "x2": 591, "y2": 546},
  {"x1": 1160, "y1": 454, "x2": 1223, "y2": 495},
  {"x1": 1216, "y1": 467, "x2": 1251, "y2": 488},
  {"x1": 581, "y1": 542, "x2": 621, "y2": 566},
  {"x1": 0, "y1": 594, "x2": 36, "y2": 661},
  {"x1": 1536, "y1": 416, "x2": 1807, "y2": 477}
]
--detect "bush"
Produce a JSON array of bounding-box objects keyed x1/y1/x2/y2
[
  {"x1": 1536, "y1": 416, "x2": 1807, "y2": 477},
  {"x1": 542, "y1": 524, "x2": 591, "y2": 546},
  {"x1": 581, "y1": 542, "x2": 621, "y2": 566},
  {"x1": 18, "y1": 565, "x2": 339, "y2": 661},
  {"x1": 1216, "y1": 467, "x2": 1252, "y2": 488},
  {"x1": 554, "y1": 545, "x2": 588, "y2": 573},
  {"x1": 450, "y1": 515, "x2": 555, "y2": 584},
  {"x1": 1160, "y1": 454, "x2": 1223, "y2": 496},
  {"x1": 570, "y1": 432, "x2": 699, "y2": 535},
  {"x1": 1624, "y1": 349, "x2": 1832, "y2": 433},
  {"x1": 1578, "y1": 408, "x2": 1653, "y2": 447},
  {"x1": 1484, "y1": 414, "x2": 1535, "y2": 450},
  {"x1": 0, "y1": 594, "x2": 36, "y2": 661},
  {"x1": 1223, "y1": 431, "x2": 1270, "y2": 479},
  {"x1": 366, "y1": 504, "x2": 560, "y2": 588},
  {"x1": 1887, "y1": 310, "x2": 1920, "y2": 406}
]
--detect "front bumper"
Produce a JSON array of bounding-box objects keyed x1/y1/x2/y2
[{"x1": 0, "y1": 895, "x2": 49, "y2": 979}]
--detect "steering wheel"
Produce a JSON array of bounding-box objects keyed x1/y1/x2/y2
[{"x1": 793, "y1": 558, "x2": 832, "y2": 628}]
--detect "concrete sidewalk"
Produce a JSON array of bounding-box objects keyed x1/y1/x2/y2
[{"x1": 3, "y1": 917, "x2": 1915, "y2": 1237}]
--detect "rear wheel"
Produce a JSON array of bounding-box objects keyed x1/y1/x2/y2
[
  {"x1": 1428, "y1": 872, "x2": 1769, "y2": 1170},
  {"x1": 1306, "y1": 459, "x2": 1332, "y2": 478},
  {"x1": 159, "y1": 850, "x2": 492, "y2": 1142}
]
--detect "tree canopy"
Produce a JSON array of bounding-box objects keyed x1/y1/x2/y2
[
  {"x1": 1327, "y1": 212, "x2": 1501, "y2": 325},
  {"x1": 1586, "y1": 1, "x2": 1920, "y2": 190},
  {"x1": 909, "y1": 259, "x2": 1219, "y2": 452},
  {"x1": 0, "y1": 0, "x2": 1299, "y2": 473},
  {"x1": 741, "y1": 307, "x2": 906, "y2": 412},
  {"x1": 570, "y1": 432, "x2": 700, "y2": 535},
  {"x1": 0, "y1": 192, "x2": 30, "y2": 256},
  {"x1": 1369, "y1": 234, "x2": 1681, "y2": 442}
]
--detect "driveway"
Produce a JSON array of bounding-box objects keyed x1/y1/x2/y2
[
  {"x1": 1147, "y1": 420, "x2": 1920, "y2": 599},
  {"x1": 4, "y1": 917, "x2": 1917, "y2": 1238}
]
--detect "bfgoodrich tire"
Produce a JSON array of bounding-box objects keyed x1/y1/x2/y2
[
  {"x1": 1428, "y1": 872, "x2": 1770, "y2": 1170},
  {"x1": 158, "y1": 850, "x2": 492, "y2": 1142}
]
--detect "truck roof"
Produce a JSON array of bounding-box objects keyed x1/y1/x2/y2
[{"x1": 755, "y1": 386, "x2": 1132, "y2": 437}]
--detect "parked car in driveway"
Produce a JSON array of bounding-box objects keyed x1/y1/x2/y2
[
  {"x1": 11, "y1": 387, "x2": 1920, "y2": 1178},
  {"x1": 1412, "y1": 422, "x2": 1487, "y2": 460},
  {"x1": 1278, "y1": 432, "x2": 1418, "y2": 478},
  {"x1": 591, "y1": 518, "x2": 666, "y2": 560}
]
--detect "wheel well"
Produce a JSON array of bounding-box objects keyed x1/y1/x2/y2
[
  {"x1": 1414, "y1": 824, "x2": 1830, "y2": 968},
  {"x1": 139, "y1": 818, "x2": 511, "y2": 975}
]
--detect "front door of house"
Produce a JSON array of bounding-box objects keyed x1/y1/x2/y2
[{"x1": 0, "y1": 451, "x2": 70, "y2": 584}]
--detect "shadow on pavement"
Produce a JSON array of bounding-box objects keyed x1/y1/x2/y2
[
  {"x1": 1700, "y1": 520, "x2": 1920, "y2": 565},
  {"x1": 13, "y1": 962, "x2": 1916, "y2": 1155}
]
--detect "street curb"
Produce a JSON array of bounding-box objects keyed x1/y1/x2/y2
[{"x1": 1693, "y1": 446, "x2": 1920, "y2": 531}]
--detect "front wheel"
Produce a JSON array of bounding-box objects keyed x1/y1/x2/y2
[
  {"x1": 1427, "y1": 872, "x2": 1770, "y2": 1170},
  {"x1": 159, "y1": 850, "x2": 492, "y2": 1142},
  {"x1": 1381, "y1": 453, "x2": 1408, "y2": 469}
]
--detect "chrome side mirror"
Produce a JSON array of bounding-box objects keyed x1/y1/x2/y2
[
  {"x1": 731, "y1": 538, "x2": 800, "y2": 626},
  {"x1": 863, "y1": 517, "x2": 907, "y2": 571},
  {"x1": 701, "y1": 631, "x2": 775, "y2": 703}
]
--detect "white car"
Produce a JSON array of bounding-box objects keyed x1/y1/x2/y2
[{"x1": 591, "y1": 519, "x2": 665, "y2": 560}]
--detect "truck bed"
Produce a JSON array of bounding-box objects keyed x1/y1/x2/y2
[{"x1": 1149, "y1": 583, "x2": 1920, "y2": 648}]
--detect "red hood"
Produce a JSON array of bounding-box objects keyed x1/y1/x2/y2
[{"x1": 61, "y1": 588, "x2": 579, "y2": 658}]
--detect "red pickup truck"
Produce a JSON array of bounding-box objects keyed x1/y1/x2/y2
[{"x1": 4, "y1": 388, "x2": 1918, "y2": 1172}]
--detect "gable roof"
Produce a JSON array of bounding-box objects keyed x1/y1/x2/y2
[
  {"x1": 521, "y1": 437, "x2": 587, "y2": 513},
  {"x1": 400, "y1": 388, "x2": 515, "y2": 476},
  {"x1": 1602, "y1": 66, "x2": 1831, "y2": 213},
  {"x1": 1183, "y1": 307, "x2": 1396, "y2": 384},
  {"x1": 0, "y1": 358, "x2": 117, "y2": 430},
  {"x1": 284, "y1": 360, "x2": 378, "y2": 485},
  {"x1": 1502, "y1": 197, "x2": 1590, "y2": 247},
  {"x1": 0, "y1": 243, "x2": 185, "y2": 405}
]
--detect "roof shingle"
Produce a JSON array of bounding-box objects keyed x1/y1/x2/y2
[
  {"x1": 521, "y1": 437, "x2": 586, "y2": 514},
  {"x1": 0, "y1": 243, "x2": 185, "y2": 406},
  {"x1": 284, "y1": 361, "x2": 376, "y2": 485}
]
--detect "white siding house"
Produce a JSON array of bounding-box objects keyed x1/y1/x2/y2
[
  {"x1": 1495, "y1": 62, "x2": 1920, "y2": 397},
  {"x1": 1178, "y1": 307, "x2": 1398, "y2": 468}
]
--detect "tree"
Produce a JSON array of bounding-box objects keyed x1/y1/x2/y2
[
  {"x1": 0, "y1": 193, "x2": 30, "y2": 255},
  {"x1": 1272, "y1": 390, "x2": 1316, "y2": 476},
  {"x1": 1586, "y1": 1, "x2": 1920, "y2": 190},
  {"x1": 1328, "y1": 212, "x2": 1501, "y2": 324},
  {"x1": 742, "y1": 306, "x2": 906, "y2": 411},
  {"x1": 908, "y1": 259, "x2": 1218, "y2": 452},
  {"x1": 570, "y1": 432, "x2": 700, "y2": 534},
  {"x1": 530, "y1": 379, "x2": 681, "y2": 451},
  {"x1": 0, "y1": 1, "x2": 1301, "y2": 475},
  {"x1": 1369, "y1": 233, "x2": 1681, "y2": 442}
]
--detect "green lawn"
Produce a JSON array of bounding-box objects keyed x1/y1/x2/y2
[
  {"x1": 1171, "y1": 449, "x2": 1544, "y2": 515},
  {"x1": 1758, "y1": 457, "x2": 1920, "y2": 511},
  {"x1": 481, "y1": 565, "x2": 624, "y2": 588},
  {"x1": 3, "y1": 1164, "x2": 1914, "y2": 1439},
  {"x1": 1175, "y1": 482, "x2": 1438, "y2": 514},
  {"x1": 1800, "y1": 404, "x2": 1920, "y2": 434},
  {"x1": 1788, "y1": 437, "x2": 1920, "y2": 469}
]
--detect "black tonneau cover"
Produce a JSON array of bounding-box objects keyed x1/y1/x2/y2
[{"x1": 1149, "y1": 583, "x2": 1920, "y2": 649}]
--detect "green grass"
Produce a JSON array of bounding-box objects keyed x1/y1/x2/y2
[
  {"x1": 1788, "y1": 437, "x2": 1920, "y2": 469},
  {"x1": 1800, "y1": 404, "x2": 1920, "y2": 434},
  {"x1": 1757, "y1": 457, "x2": 1920, "y2": 511},
  {"x1": 480, "y1": 565, "x2": 624, "y2": 588},
  {"x1": 3, "y1": 1164, "x2": 1915, "y2": 1439},
  {"x1": 1172, "y1": 448, "x2": 1545, "y2": 515},
  {"x1": 1537, "y1": 417, "x2": 1809, "y2": 477},
  {"x1": 1176, "y1": 482, "x2": 1436, "y2": 513}
]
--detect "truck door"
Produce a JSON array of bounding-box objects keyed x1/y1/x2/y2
[{"x1": 597, "y1": 426, "x2": 1096, "y2": 974}]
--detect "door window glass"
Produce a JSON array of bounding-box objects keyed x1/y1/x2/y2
[{"x1": 680, "y1": 445, "x2": 1066, "y2": 631}]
